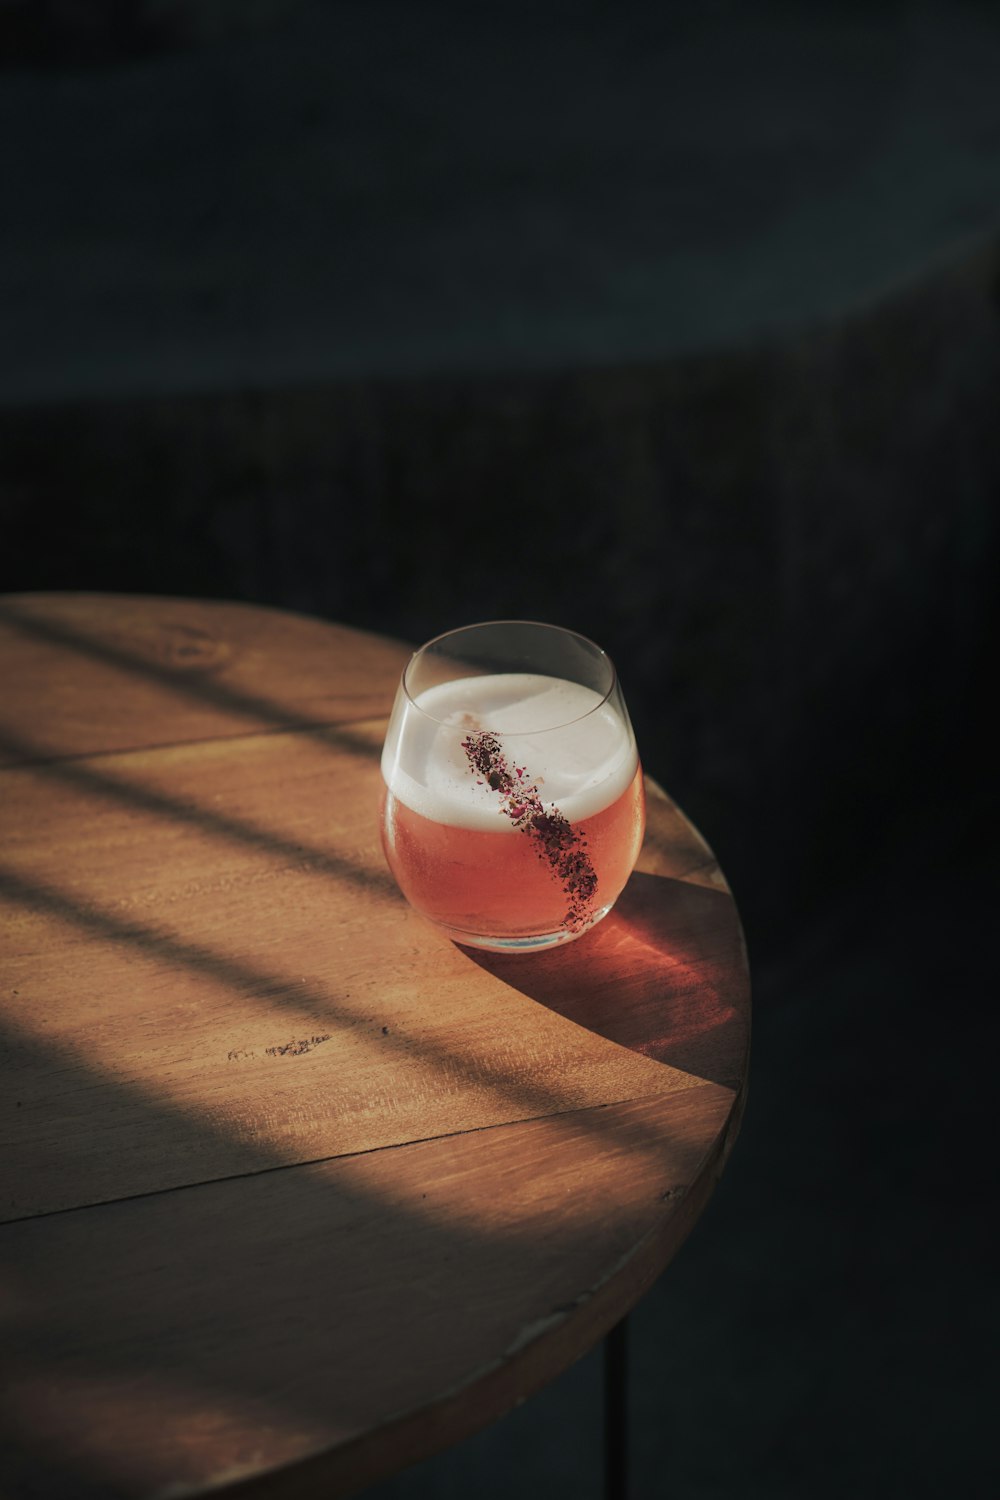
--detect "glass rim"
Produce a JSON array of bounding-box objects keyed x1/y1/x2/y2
[{"x1": 401, "y1": 619, "x2": 620, "y2": 733}]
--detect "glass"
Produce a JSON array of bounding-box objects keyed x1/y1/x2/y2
[{"x1": 379, "y1": 621, "x2": 645, "y2": 952}]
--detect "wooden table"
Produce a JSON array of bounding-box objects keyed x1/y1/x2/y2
[{"x1": 0, "y1": 594, "x2": 750, "y2": 1500}]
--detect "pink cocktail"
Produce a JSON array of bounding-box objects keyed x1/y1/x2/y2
[{"x1": 380, "y1": 623, "x2": 645, "y2": 952}]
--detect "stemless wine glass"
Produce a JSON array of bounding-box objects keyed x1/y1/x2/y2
[{"x1": 379, "y1": 621, "x2": 645, "y2": 952}]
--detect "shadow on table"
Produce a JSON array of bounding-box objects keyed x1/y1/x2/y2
[
  {"x1": 0, "y1": 596, "x2": 392, "y2": 765},
  {"x1": 0, "y1": 949, "x2": 730, "y2": 1500},
  {"x1": 464, "y1": 871, "x2": 747, "y2": 1091}
]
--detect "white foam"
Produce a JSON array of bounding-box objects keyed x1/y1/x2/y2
[{"x1": 381, "y1": 673, "x2": 638, "y2": 830}]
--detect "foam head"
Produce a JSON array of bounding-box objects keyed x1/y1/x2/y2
[{"x1": 381, "y1": 672, "x2": 638, "y2": 830}]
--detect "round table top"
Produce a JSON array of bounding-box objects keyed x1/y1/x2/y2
[{"x1": 0, "y1": 593, "x2": 750, "y2": 1500}]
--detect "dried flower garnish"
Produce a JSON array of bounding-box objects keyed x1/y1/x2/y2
[{"x1": 461, "y1": 730, "x2": 598, "y2": 932}]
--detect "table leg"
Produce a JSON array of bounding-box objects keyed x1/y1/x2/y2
[{"x1": 604, "y1": 1315, "x2": 629, "y2": 1500}]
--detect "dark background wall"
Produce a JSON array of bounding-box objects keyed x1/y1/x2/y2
[{"x1": 1, "y1": 2, "x2": 997, "y2": 1495}]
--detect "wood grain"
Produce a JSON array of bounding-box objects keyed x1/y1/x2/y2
[
  {"x1": 0, "y1": 595, "x2": 750, "y2": 1500},
  {"x1": 0, "y1": 1084, "x2": 736, "y2": 1500},
  {"x1": 0, "y1": 593, "x2": 410, "y2": 766}
]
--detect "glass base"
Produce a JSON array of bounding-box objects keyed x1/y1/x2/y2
[{"x1": 444, "y1": 902, "x2": 615, "y2": 954}]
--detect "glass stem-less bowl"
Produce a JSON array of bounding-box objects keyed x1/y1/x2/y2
[{"x1": 379, "y1": 621, "x2": 645, "y2": 952}]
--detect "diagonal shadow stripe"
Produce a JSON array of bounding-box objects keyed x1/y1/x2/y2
[
  {"x1": 0, "y1": 724, "x2": 398, "y2": 901},
  {"x1": 0, "y1": 861, "x2": 723, "y2": 1223},
  {"x1": 0, "y1": 985, "x2": 733, "y2": 1500},
  {"x1": 0, "y1": 598, "x2": 403, "y2": 764}
]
